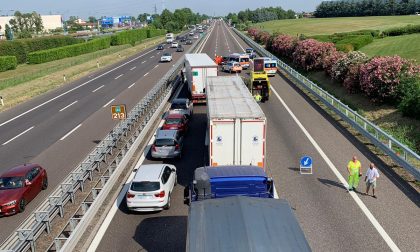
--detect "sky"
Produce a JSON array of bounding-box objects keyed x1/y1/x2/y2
[{"x1": 0, "y1": 0, "x2": 323, "y2": 19}]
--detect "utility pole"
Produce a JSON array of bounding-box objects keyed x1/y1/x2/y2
[{"x1": 154, "y1": 4, "x2": 157, "y2": 15}]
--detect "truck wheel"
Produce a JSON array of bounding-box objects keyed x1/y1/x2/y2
[{"x1": 164, "y1": 194, "x2": 171, "y2": 210}]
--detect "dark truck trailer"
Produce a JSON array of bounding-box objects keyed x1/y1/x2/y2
[
  {"x1": 186, "y1": 196, "x2": 311, "y2": 252},
  {"x1": 184, "y1": 166, "x2": 277, "y2": 204}
]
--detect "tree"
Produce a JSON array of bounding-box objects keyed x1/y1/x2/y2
[
  {"x1": 88, "y1": 16, "x2": 97, "y2": 23},
  {"x1": 8, "y1": 11, "x2": 43, "y2": 38},
  {"x1": 32, "y1": 12, "x2": 44, "y2": 34},
  {"x1": 138, "y1": 13, "x2": 148, "y2": 22},
  {"x1": 67, "y1": 16, "x2": 78, "y2": 24},
  {"x1": 5, "y1": 24, "x2": 13, "y2": 40},
  {"x1": 160, "y1": 9, "x2": 173, "y2": 27}
]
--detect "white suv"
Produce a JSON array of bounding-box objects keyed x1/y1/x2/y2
[
  {"x1": 171, "y1": 41, "x2": 179, "y2": 48},
  {"x1": 126, "y1": 164, "x2": 177, "y2": 212}
]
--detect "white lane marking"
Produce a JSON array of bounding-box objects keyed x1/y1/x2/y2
[
  {"x1": 92, "y1": 85, "x2": 104, "y2": 93},
  {"x1": 150, "y1": 55, "x2": 155, "y2": 58},
  {"x1": 157, "y1": 52, "x2": 160, "y2": 55},
  {"x1": 128, "y1": 83, "x2": 136, "y2": 89},
  {"x1": 144, "y1": 72, "x2": 149, "y2": 77},
  {"x1": 60, "y1": 124, "x2": 82, "y2": 141},
  {"x1": 114, "y1": 74, "x2": 123, "y2": 80},
  {"x1": 227, "y1": 20, "x2": 400, "y2": 251},
  {"x1": 271, "y1": 87, "x2": 400, "y2": 251},
  {"x1": 130, "y1": 66, "x2": 136, "y2": 71},
  {"x1": 103, "y1": 98, "x2": 115, "y2": 108},
  {"x1": 0, "y1": 48, "x2": 156, "y2": 128},
  {"x1": 154, "y1": 65, "x2": 159, "y2": 69},
  {"x1": 141, "y1": 60, "x2": 146, "y2": 64},
  {"x1": 59, "y1": 100, "x2": 78, "y2": 112},
  {"x1": 2, "y1": 126, "x2": 34, "y2": 146}
]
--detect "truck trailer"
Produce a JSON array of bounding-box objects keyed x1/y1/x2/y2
[
  {"x1": 184, "y1": 53, "x2": 218, "y2": 103},
  {"x1": 206, "y1": 76, "x2": 266, "y2": 168}
]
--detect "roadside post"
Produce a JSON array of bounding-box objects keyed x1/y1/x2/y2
[
  {"x1": 0, "y1": 96, "x2": 4, "y2": 106},
  {"x1": 300, "y1": 156, "x2": 313, "y2": 174},
  {"x1": 111, "y1": 104, "x2": 127, "y2": 120}
]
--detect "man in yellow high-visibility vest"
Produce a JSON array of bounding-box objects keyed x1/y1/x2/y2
[
  {"x1": 254, "y1": 93, "x2": 262, "y2": 102},
  {"x1": 347, "y1": 155, "x2": 362, "y2": 192}
]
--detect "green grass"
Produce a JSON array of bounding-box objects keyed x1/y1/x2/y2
[
  {"x1": 255, "y1": 16, "x2": 420, "y2": 36},
  {"x1": 360, "y1": 33, "x2": 420, "y2": 62}
]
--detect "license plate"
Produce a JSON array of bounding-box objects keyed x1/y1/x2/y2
[{"x1": 137, "y1": 195, "x2": 150, "y2": 199}]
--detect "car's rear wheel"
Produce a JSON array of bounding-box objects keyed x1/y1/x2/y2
[
  {"x1": 19, "y1": 199, "x2": 26, "y2": 213},
  {"x1": 42, "y1": 177, "x2": 48, "y2": 190},
  {"x1": 164, "y1": 193, "x2": 171, "y2": 210}
]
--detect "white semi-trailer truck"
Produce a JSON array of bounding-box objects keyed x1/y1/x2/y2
[
  {"x1": 184, "y1": 53, "x2": 218, "y2": 103},
  {"x1": 206, "y1": 76, "x2": 267, "y2": 169}
]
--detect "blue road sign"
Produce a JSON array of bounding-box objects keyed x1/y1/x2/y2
[{"x1": 300, "y1": 156, "x2": 312, "y2": 168}]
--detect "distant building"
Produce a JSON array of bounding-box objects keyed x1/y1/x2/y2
[
  {"x1": 302, "y1": 12, "x2": 314, "y2": 18},
  {"x1": 0, "y1": 15, "x2": 63, "y2": 33}
]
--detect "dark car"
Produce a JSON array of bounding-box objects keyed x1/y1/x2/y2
[
  {"x1": 185, "y1": 40, "x2": 193, "y2": 45},
  {"x1": 0, "y1": 164, "x2": 48, "y2": 216},
  {"x1": 180, "y1": 37, "x2": 186, "y2": 42},
  {"x1": 157, "y1": 44, "x2": 164, "y2": 50},
  {"x1": 176, "y1": 35, "x2": 181, "y2": 40},
  {"x1": 176, "y1": 45, "x2": 184, "y2": 52},
  {"x1": 162, "y1": 113, "x2": 189, "y2": 134}
]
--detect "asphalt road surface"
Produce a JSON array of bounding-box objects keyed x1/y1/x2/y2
[
  {"x1": 0, "y1": 31, "x2": 199, "y2": 241},
  {"x1": 93, "y1": 20, "x2": 420, "y2": 252}
]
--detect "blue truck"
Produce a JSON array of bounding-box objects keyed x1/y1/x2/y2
[{"x1": 183, "y1": 165, "x2": 276, "y2": 204}]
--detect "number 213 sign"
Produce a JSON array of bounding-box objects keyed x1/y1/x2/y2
[{"x1": 111, "y1": 105, "x2": 127, "y2": 120}]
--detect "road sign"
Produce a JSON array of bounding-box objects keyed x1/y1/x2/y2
[
  {"x1": 300, "y1": 156, "x2": 313, "y2": 175},
  {"x1": 111, "y1": 104, "x2": 127, "y2": 120}
]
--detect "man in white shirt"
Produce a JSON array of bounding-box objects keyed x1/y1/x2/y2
[{"x1": 364, "y1": 163, "x2": 380, "y2": 198}]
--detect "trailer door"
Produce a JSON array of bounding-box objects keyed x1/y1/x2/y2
[
  {"x1": 211, "y1": 121, "x2": 235, "y2": 166},
  {"x1": 240, "y1": 120, "x2": 265, "y2": 168}
]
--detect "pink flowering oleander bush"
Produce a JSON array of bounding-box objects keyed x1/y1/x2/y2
[
  {"x1": 271, "y1": 34, "x2": 297, "y2": 58},
  {"x1": 359, "y1": 56, "x2": 420, "y2": 103},
  {"x1": 323, "y1": 50, "x2": 346, "y2": 77},
  {"x1": 247, "y1": 28, "x2": 259, "y2": 38},
  {"x1": 343, "y1": 64, "x2": 362, "y2": 93},
  {"x1": 331, "y1": 51, "x2": 368, "y2": 82},
  {"x1": 255, "y1": 31, "x2": 271, "y2": 45},
  {"x1": 292, "y1": 39, "x2": 336, "y2": 71}
]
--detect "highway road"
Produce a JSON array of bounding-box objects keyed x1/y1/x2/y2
[
  {"x1": 0, "y1": 31, "x2": 201, "y2": 241},
  {"x1": 91, "y1": 20, "x2": 420, "y2": 252}
]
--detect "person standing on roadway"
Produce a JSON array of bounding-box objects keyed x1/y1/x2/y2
[
  {"x1": 364, "y1": 163, "x2": 379, "y2": 198},
  {"x1": 254, "y1": 93, "x2": 262, "y2": 103},
  {"x1": 347, "y1": 156, "x2": 362, "y2": 192}
]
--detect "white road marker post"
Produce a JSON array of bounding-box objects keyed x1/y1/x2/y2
[
  {"x1": 0, "y1": 96, "x2": 4, "y2": 106},
  {"x1": 97, "y1": 60, "x2": 100, "y2": 68},
  {"x1": 63, "y1": 74, "x2": 66, "y2": 82}
]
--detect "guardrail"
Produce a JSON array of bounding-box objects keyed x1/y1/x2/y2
[
  {"x1": 232, "y1": 27, "x2": 420, "y2": 180},
  {"x1": 0, "y1": 29, "x2": 208, "y2": 252}
]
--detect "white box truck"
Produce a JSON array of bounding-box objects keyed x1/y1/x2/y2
[
  {"x1": 206, "y1": 76, "x2": 267, "y2": 169},
  {"x1": 166, "y1": 33, "x2": 174, "y2": 43},
  {"x1": 185, "y1": 53, "x2": 218, "y2": 103}
]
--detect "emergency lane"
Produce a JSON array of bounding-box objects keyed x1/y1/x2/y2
[
  {"x1": 0, "y1": 34, "x2": 198, "y2": 242},
  {"x1": 220, "y1": 20, "x2": 420, "y2": 251}
]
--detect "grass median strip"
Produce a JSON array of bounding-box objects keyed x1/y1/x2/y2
[{"x1": 0, "y1": 36, "x2": 165, "y2": 112}]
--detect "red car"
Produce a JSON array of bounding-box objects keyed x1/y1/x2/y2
[
  {"x1": 0, "y1": 164, "x2": 48, "y2": 216},
  {"x1": 162, "y1": 113, "x2": 188, "y2": 134}
]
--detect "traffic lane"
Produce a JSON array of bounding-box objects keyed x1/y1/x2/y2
[
  {"x1": 0, "y1": 44, "x2": 189, "y2": 144},
  {"x1": 268, "y1": 73, "x2": 420, "y2": 250},
  {"x1": 0, "y1": 43, "x2": 193, "y2": 170},
  {"x1": 96, "y1": 93, "x2": 207, "y2": 252},
  {"x1": 0, "y1": 43, "x2": 195, "y2": 241},
  {"x1": 225, "y1": 23, "x2": 420, "y2": 250}
]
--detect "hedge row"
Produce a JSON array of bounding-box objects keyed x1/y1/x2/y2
[
  {"x1": 310, "y1": 30, "x2": 375, "y2": 52},
  {"x1": 27, "y1": 37, "x2": 111, "y2": 64},
  {"x1": 0, "y1": 36, "x2": 81, "y2": 64},
  {"x1": 382, "y1": 24, "x2": 420, "y2": 37},
  {"x1": 147, "y1": 29, "x2": 166, "y2": 38},
  {"x1": 0, "y1": 56, "x2": 17, "y2": 72},
  {"x1": 111, "y1": 29, "x2": 148, "y2": 46},
  {"x1": 335, "y1": 35, "x2": 374, "y2": 51}
]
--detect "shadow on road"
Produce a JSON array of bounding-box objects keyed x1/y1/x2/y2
[
  {"x1": 133, "y1": 216, "x2": 187, "y2": 252},
  {"x1": 317, "y1": 178, "x2": 347, "y2": 190}
]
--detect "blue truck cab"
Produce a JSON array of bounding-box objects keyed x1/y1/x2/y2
[{"x1": 184, "y1": 165, "x2": 274, "y2": 205}]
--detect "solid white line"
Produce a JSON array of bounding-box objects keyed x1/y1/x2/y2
[
  {"x1": 60, "y1": 124, "x2": 82, "y2": 141},
  {"x1": 2, "y1": 126, "x2": 34, "y2": 145},
  {"x1": 0, "y1": 48, "x2": 156, "y2": 128},
  {"x1": 92, "y1": 85, "x2": 104, "y2": 93},
  {"x1": 141, "y1": 60, "x2": 146, "y2": 64},
  {"x1": 59, "y1": 100, "x2": 78, "y2": 112},
  {"x1": 130, "y1": 66, "x2": 136, "y2": 71},
  {"x1": 270, "y1": 87, "x2": 400, "y2": 251},
  {"x1": 144, "y1": 72, "x2": 149, "y2": 77},
  {"x1": 128, "y1": 83, "x2": 136, "y2": 89},
  {"x1": 114, "y1": 74, "x2": 123, "y2": 80},
  {"x1": 102, "y1": 98, "x2": 115, "y2": 108},
  {"x1": 154, "y1": 65, "x2": 159, "y2": 69}
]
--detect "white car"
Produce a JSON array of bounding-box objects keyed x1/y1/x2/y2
[
  {"x1": 193, "y1": 35, "x2": 199, "y2": 39},
  {"x1": 126, "y1": 164, "x2": 177, "y2": 212},
  {"x1": 171, "y1": 42, "x2": 179, "y2": 48},
  {"x1": 160, "y1": 52, "x2": 172, "y2": 62}
]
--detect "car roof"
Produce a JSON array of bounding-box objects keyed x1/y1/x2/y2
[
  {"x1": 133, "y1": 164, "x2": 166, "y2": 182},
  {"x1": 1, "y1": 164, "x2": 40, "y2": 177},
  {"x1": 156, "y1": 129, "x2": 178, "y2": 139}
]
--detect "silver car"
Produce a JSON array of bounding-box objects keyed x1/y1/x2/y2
[
  {"x1": 151, "y1": 130, "x2": 184, "y2": 159},
  {"x1": 169, "y1": 98, "x2": 193, "y2": 118}
]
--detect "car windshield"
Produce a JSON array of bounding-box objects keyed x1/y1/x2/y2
[
  {"x1": 0, "y1": 177, "x2": 24, "y2": 189},
  {"x1": 265, "y1": 63, "x2": 276, "y2": 68},
  {"x1": 163, "y1": 53, "x2": 171, "y2": 56},
  {"x1": 246, "y1": 49, "x2": 253, "y2": 53},
  {"x1": 165, "y1": 118, "x2": 182, "y2": 124},
  {"x1": 131, "y1": 181, "x2": 160, "y2": 192},
  {"x1": 170, "y1": 103, "x2": 187, "y2": 110},
  {"x1": 155, "y1": 139, "x2": 175, "y2": 146}
]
